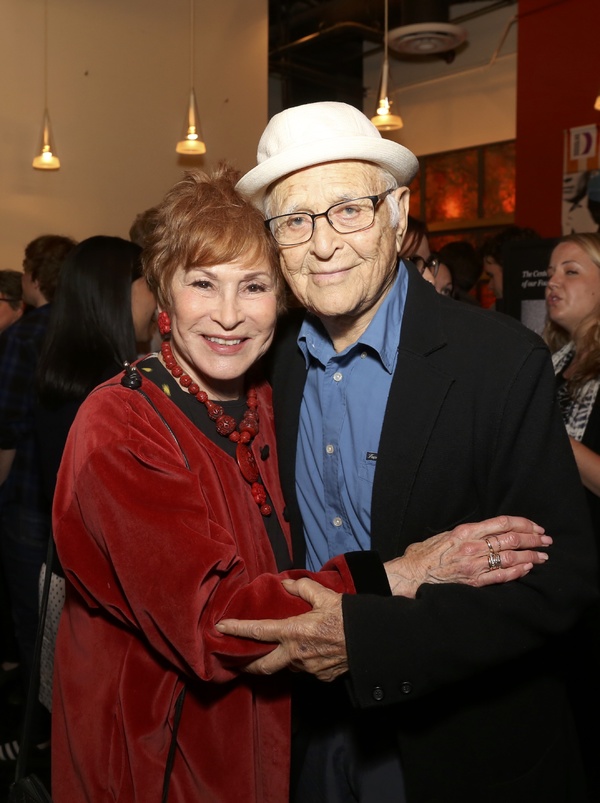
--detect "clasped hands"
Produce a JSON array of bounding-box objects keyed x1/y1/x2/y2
[{"x1": 215, "y1": 515, "x2": 551, "y2": 682}]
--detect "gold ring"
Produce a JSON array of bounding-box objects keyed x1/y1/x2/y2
[
  {"x1": 485, "y1": 537, "x2": 495, "y2": 554},
  {"x1": 488, "y1": 552, "x2": 502, "y2": 571},
  {"x1": 493, "y1": 535, "x2": 502, "y2": 553}
]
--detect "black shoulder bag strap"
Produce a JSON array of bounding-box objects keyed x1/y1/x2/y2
[
  {"x1": 161, "y1": 686, "x2": 186, "y2": 803},
  {"x1": 12, "y1": 533, "x2": 54, "y2": 798}
]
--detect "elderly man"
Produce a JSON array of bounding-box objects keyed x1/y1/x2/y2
[{"x1": 219, "y1": 102, "x2": 597, "y2": 802}]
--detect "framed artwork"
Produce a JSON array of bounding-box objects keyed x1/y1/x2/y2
[
  {"x1": 562, "y1": 125, "x2": 600, "y2": 235},
  {"x1": 408, "y1": 140, "x2": 516, "y2": 250}
]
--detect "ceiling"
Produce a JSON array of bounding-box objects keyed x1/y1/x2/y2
[{"x1": 268, "y1": 0, "x2": 518, "y2": 108}]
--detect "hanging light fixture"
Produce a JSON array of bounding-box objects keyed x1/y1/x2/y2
[
  {"x1": 594, "y1": 92, "x2": 600, "y2": 112},
  {"x1": 32, "y1": 0, "x2": 60, "y2": 170},
  {"x1": 371, "y1": 0, "x2": 403, "y2": 132},
  {"x1": 176, "y1": 0, "x2": 206, "y2": 155}
]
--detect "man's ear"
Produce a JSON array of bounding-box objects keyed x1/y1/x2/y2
[{"x1": 393, "y1": 187, "x2": 411, "y2": 254}]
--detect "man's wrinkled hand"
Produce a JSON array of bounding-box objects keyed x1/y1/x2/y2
[
  {"x1": 216, "y1": 578, "x2": 348, "y2": 682},
  {"x1": 385, "y1": 514, "x2": 552, "y2": 598}
]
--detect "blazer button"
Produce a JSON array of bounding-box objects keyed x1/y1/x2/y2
[
  {"x1": 400, "y1": 681, "x2": 412, "y2": 695},
  {"x1": 372, "y1": 686, "x2": 385, "y2": 702}
]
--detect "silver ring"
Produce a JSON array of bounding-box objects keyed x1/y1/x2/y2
[
  {"x1": 492, "y1": 535, "x2": 502, "y2": 553},
  {"x1": 488, "y1": 552, "x2": 502, "y2": 571},
  {"x1": 484, "y1": 537, "x2": 495, "y2": 554}
]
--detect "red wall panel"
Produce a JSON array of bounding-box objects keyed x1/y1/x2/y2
[{"x1": 515, "y1": 0, "x2": 600, "y2": 236}]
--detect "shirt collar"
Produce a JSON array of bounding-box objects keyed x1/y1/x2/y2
[{"x1": 297, "y1": 261, "x2": 408, "y2": 372}]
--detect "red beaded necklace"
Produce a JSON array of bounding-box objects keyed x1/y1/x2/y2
[{"x1": 160, "y1": 340, "x2": 271, "y2": 516}]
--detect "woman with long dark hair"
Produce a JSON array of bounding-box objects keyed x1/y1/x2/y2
[
  {"x1": 37, "y1": 235, "x2": 155, "y2": 412},
  {"x1": 36, "y1": 235, "x2": 156, "y2": 497},
  {"x1": 32, "y1": 236, "x2": 156, "y2": 739}
]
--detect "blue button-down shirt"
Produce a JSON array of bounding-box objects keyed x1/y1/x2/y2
[{"x1": 296, "y1": 268, "x2": 408, "y2": 571}]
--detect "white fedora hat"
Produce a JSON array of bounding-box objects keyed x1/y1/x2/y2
[{"x1": 236, "y1": 101, "x2": 419, "y2": 207}]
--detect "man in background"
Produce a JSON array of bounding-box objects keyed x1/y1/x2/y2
[
  {"x1": 0, "y1": 271, "x2": 25, "y2": 335},
  {"x1": 0, "y1": 234, "x2": 75, "y2": 764}
]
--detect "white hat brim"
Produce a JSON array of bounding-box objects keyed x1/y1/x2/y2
[{"x1": 237, "y1": 135, "x2": 419, "y2": 207}]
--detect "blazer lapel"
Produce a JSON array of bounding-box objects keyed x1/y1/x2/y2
[
  {"x1": 371, "y1": 266, "x2": 454, "y2": 560},
  {"x1": 270, "y1": 312, "x2": 309, "y2": 565}
]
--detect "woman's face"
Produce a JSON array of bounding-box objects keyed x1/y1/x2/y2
[
  {"x1": 414, "y1": 237, "x2": 436, "y2": 286},
  {"x1": 483, "y1": 255, "x2": 503, "y2": 299},
  {"x1": 131, "y1": 277, "x2": 157, "y2": 344},
  {"x1": 165, "y1": 258, "x2": 278, "y2": 400},
  {"x1": 546, "y1": 241, "x2": 600, "y2": 337},
  {"x1": 434, "y1": 262, "x2": 453, "y2": 297}
]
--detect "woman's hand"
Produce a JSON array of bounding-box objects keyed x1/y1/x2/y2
[{"x1": 384, "y1": 515, "x2": 552, "y2": 598}]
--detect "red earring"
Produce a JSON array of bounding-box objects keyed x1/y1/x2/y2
[{"x1": 158, "y1": 311, "x2": 171, "y2": 337}]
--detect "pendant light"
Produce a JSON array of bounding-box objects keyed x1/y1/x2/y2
[
  {"x1": 32, "y1": 0, "x2": 60, "y2": 170},
  {"x1": 371, "y1": 0, "x2": 403, "y2": 132},
  {"x1": 176, "y1": 0, "x2": 206, "y2": 155}
]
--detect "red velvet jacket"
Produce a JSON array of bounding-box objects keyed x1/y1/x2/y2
[{"x1": 52, "y1": 370, "x2": 355, "y2": 803}]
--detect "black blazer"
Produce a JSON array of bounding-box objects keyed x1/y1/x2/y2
[{"x1": 270, "y1": 264, "x2": 598, "y2": 803}]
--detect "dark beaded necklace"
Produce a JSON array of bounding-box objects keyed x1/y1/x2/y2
[{"x1": 160, "y1": 340, "x2": 271, "y2": 516}]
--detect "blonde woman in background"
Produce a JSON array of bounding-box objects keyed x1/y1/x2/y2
[{"x1": 545, "y1": 231, "x2": 600, "y2": 802}]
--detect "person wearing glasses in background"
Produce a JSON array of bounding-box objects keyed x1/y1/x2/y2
[
  {"x1": 399, "y1": 215, "x2": 440, "y2": 286},
  {"x1": 0, "y1": 271, "x2": 25, "y2": 335},
  {"x1": 216, "y1": 101, "x2": 597, "y2": 803},
  {"x1": 432, "y1": 258, "x2": 454, "y2": 297}
]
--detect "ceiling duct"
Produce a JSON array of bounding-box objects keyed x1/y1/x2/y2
[{"x1": 388, "y1": 0, "x2": 467, "y2": 55}]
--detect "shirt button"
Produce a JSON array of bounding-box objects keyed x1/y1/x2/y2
[
  {"x1": 400, "y1": 681, "x2": 413, "y2": 695},
  {"x1": 326, "y1": 444, "x2": 334, "y2": 454},
  {"x1": 332, "y1": 516, "x2": 343, "y2": 527},
  {"x1": 372, "y1": 686, "x2": 385, "y2": 702},
  {"x1": 333, "y1": 371, "x2": 343, "y2": 382},
  {"x1": 360, "y1": 351, "x2": 367, "y2": 359}
]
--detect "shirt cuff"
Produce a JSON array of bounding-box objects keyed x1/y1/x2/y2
[{"x1": 343, "y1": 550, "x2": 391, "y2": 596}]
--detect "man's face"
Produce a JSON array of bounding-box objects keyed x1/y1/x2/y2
[
  {"x1": 562, "y1": 172, "x2": 588, "y2": 203},
  {"x1": 268, "y1": 162, "x2": 408, "y2": 339},
  {"x1": 0, "y1": 295, "x2": 23, "y2": 334}
]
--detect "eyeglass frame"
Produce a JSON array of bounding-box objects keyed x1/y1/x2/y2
[
  {"x1": 408, "y1": 254, "x2": 440, "y2": 279},
  {"x1": 0, "y1": 297, "x2": 21, "y2": 305},
  {"x1": 265, "y1": 188, "x2": 395, "y2": 246}
]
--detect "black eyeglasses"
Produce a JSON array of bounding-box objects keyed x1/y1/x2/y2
[
  {"x1": 265, "y1": 189, "x2": 394, "y2": 246},
  {"x1": 0, "y1": 297, "x2": 20, "y2": 304},
  {"x1": 408, "y1": 254, "x2": 440, "y2": 279}
]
